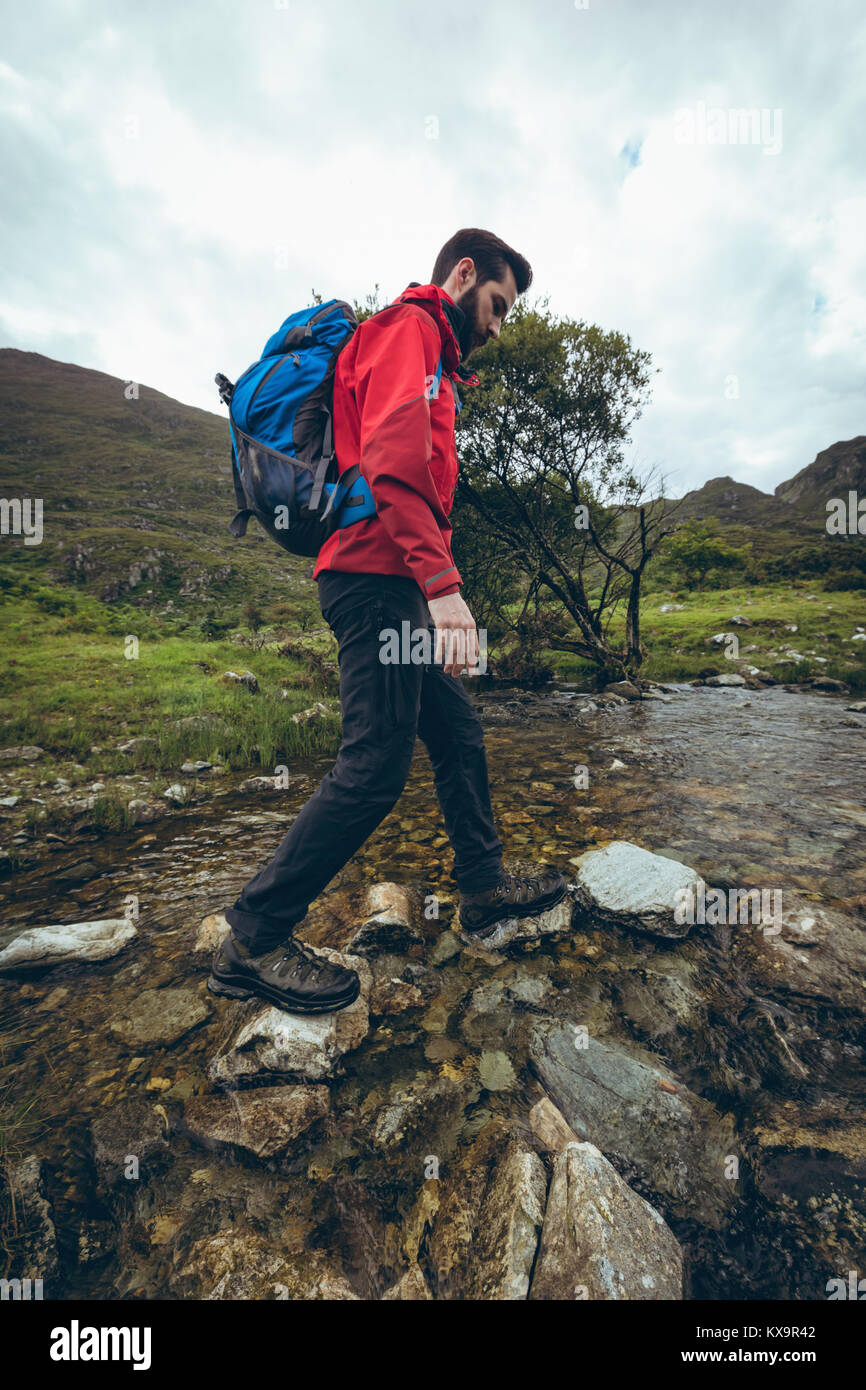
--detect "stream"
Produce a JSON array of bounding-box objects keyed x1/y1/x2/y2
[{"x1": 1, "y1": 682, "x2": 864, "y2": 1299}]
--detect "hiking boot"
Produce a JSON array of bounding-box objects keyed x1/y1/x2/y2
[
  {"x1": 459, "y1": 865, "x2": 568, "y2": 938},
  {"x1": 207, "y1": 931, "x2": 361, "y2": 1015}
]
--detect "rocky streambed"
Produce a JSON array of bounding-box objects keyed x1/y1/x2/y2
[{"x1": 0, "y1": 683, "x2": 864, "y2": 1300}]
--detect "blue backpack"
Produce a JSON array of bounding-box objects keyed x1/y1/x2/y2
[{"x1": 215, "y1": 297, "x2": 444, "y2": 558}]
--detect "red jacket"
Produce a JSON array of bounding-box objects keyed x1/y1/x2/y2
[{"x1": 312, "y1": 283, "x2": 477, "y2": 600}]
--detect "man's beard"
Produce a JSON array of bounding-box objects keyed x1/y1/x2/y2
[{"x1": 454, "y1": 284, "x2": 485, "y2": 359}]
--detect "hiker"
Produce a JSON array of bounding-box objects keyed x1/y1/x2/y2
[{"x1": 209, "y1": 228, "x2": 567, "y2": 1014}]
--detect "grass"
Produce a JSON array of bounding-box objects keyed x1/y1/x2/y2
[{"x1": 543, "y1": 583, "x2": 866, "y2": 691}]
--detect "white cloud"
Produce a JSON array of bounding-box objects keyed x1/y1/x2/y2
[{"x1": 0, "y1": 0, "x2": 864, "y2": 496}]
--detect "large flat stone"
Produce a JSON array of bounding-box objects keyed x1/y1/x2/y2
[
  {"x1": 183, "y1": 1086, "x2": 329, "y2": 1159},
  {"x1": 529, "y1": 1022, "x2": 738, "y2": 1228},
  {"x1": 208, "y1": 948, "x2": 371, "y2": 1084},
  {"x1": 571, "y1": 841, "x2": 704, "y2": 939},
  {"x1": 529, "y1": 1142, "x2": 683, "y2": 1300},
  {"x1": 0, "y1": 917, "x2": 137, "y2": 970},
  {"x1": 109, "y1": 987, "x2": 210, "y2": 1047}
]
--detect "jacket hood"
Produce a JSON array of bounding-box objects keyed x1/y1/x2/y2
[{"x1": 394, "y1": 282, "x2": 480, "y2": 387}]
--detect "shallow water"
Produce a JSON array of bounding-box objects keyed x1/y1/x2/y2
[{"x1": 1, "y1": 682, "x2": 864, "y2": 1299}]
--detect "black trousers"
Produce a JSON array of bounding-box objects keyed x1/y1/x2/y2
[{"x1": 224, "y1": 571, "x2": 505, "y2": 952}]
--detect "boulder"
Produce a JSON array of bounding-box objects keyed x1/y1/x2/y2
[
  {"x1": 91, "y1": 1097, "x2": 170, "y2": 1191},
  {"x1": 208, "y1": 948, "x2": 371, "y2": 1084},
  {"x1": 162, "y1": 783, "x2": 190, "y2": 805},
  {"x1": 570, "y1": 841, "x2": 704, "y2": 939},
  {"x1": 456, "y1": 894, "x2": 574, "y2": 952},
  {"x1": 8, "y1": 1156, "x2": 59, "y2": 1283},
  {"x1": 733, "y1": 893, "x2": 866, "y2": 1015},
  {"x1": 220, "y1": 669, "x2": 258, "y2": 693},
  {"x1": 704, "y1": 673, "x2": 747, "y2": 687},
  {"x1": 0, "y1": 917, "x2": 137, "y2": 971},
  {"x1": 0, "y1": 745, "x2": 44, "y2": 762},
  {"x1": 195, "y1": 912, "x2": 228, "y2": 954},
  {"x1": 347, "y1": 882, "x2": 423, "y2": 954},
  {"x1": 381, "y1": 1264, "x2": 434, "y2": 1300},
  {"x1": 603, "y1": 681, "x2": 641, "y2": 700},
  {"x1": 291, "y1": 701, "x2": 331, "y2": 724},
  {"x1": 170, "y1": 1231, "x2": 359, "y2": 1300},
  {"x1": 109, "y1": 987, "x2": 211, "y2": 1047},
  {"x1": 529, "y1": 1023, "x2": 738, "y2": 1228},
  {"x1": 529, "y1": 1142, "x2": 683, "y2": 1300},
  {"x1": 529, "y1": 1096, "x2": 581, "y2": 1153},
  {"x1": 182, "y1": 1085, "x2": 329, "y2": 1159}
]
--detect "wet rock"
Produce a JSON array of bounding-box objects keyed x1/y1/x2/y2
[
  {"x1": 603, "y1": 681, "x2": 641, "y2": 700},
  {"x1": 208, "y1": 949, "x2": 371, "y2": 1084},
  {"x1": 417, "y1": 1120, "x2": 542, "y2": 1299},
  {"x1": 91, "y1": 1097, "x2": 170, "y2": 1191},
  {"x1": 0, "y1": 745, "x2": 44, "y2": 762},
  {"x1": 846, "y1": 701, "x2": 866, "y2": 713},
  {"x1": 370, "y1": 976, "x2": 424, "y2": 1015},
  {"x1": 571, "y1": 841, "x2": 703, "y2": 939},
  {"x1": 170, "y1": 1230, "x2": 359, "y2": 1300},
  {"x1": 530, "y1": 1097, "x2": 581, "y2": 1153},
  {"x1": 366, "y1": 1068, "x2": 472, "y2": 1151},
  {"x1": 347, "y1": 882, "x2": 423, "y2": 954},
  {"x1": 478, "y1": 1050, "x2": 517, "y2": 1092},
  {"x1": 431, "y1": 931, "x2": 462, "y2": 965},
  {"x1": 529, "y1": 1023, "x2": 738, "y2": 1228},
  {"x1": 109, "y1": 987, "x2": 211, "y2": 1047},
  {"x1": 735, "y1": 894, "x2": 866, "y2": 1015},
  {"x1": 0, "y1": 917, "x2": 137, "y2": 971},
  {"x1": 809, "y1": 677, "x2": 848, "y2": 692},
  {"x1": 237, "y1": 775, "x2": 280, "y2": 793},
  {"x1": 8, "y1": 1156, "x2": 59, "y2": 1282},
  {"x1": 468, "y1": 1148, "x2": 548, "y2": 1299},
  {"x1": 704, "y1": 673, "x2": 747, "y2": 687},
  {"x1": 529, "y1": 1142, "x2": 683, "y2": 1300},
  {"x1": 381, "y1": 1263, "x2": 434, "y2": 1300},
  {"x1": 182, "y1": 1086, "x2": 329, "y2": 1159},
  {"x1": 162, "y1": 783, "x2": 190, "y2": 805},
  {"x1": 195, "y1": 912, "x2": 229, "y2": 954},
  {"x1": 456, "y1": 894, "x2": 573, "y2": 952},
  {"x1": 220, "y1": 669, "x2": 258, "y2": 693}
]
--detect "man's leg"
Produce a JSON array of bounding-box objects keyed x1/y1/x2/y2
[
  {"x1": 224, "y1": 574, "x2": 425, "y2": 953},
  {"x1": 414, "y1": 616, "x2": 505, "y2": 894}
]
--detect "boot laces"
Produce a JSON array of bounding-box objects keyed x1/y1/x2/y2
[{"x1": 275, "y1": 938, "x2": 327, "y2": 981}]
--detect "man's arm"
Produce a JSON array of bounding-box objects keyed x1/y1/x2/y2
[{"x1": 354, "y1": 309, "x2": 462, "y2": 601}]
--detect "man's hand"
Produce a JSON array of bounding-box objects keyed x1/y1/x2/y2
[{"x1": 427, "y1": 592, "x2": 478, "y2": 677}]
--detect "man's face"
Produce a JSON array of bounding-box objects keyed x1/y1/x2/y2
[{"x1": 452, "y1": 264, "x2": 518, "y2": 360}]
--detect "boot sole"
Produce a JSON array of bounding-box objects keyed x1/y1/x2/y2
[
  {"x1": 207, "y1": 971, "x2": 361, "y2": 1015},
  {"x1": 459, "y1": 878, "x2": 568, "y2": 939}
]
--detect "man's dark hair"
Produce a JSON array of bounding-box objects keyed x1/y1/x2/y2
[{"x1": 431, "y1": 228, "x2": 533, "y2": 295}]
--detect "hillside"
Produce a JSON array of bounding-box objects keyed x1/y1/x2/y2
[
  {"x1": 775, "y1": 436, "x2": 866, "y2": 510},
  {"x1": 0, "y1": 348, "x2": 314, "y2": 620}
]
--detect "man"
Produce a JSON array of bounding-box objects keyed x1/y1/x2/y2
[{"x1": 209, "y1": 228, "x2": 567, "y2": 1015}]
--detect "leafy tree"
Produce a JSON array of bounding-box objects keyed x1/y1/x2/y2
[
  {"x1": 662, "y1": 519, "x2": 745, "y2": 589},
  {"x1": 452, "y1": 298, "x2": 671, "y2": 680}
]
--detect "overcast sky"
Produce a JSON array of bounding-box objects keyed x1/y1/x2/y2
[{"x1": 1, "y1": 0, "x2": 863, "y2": 496}]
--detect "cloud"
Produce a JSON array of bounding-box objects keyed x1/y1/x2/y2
[{"x1": 1, "y1": 0, "x2": 864, "y2": 496}]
